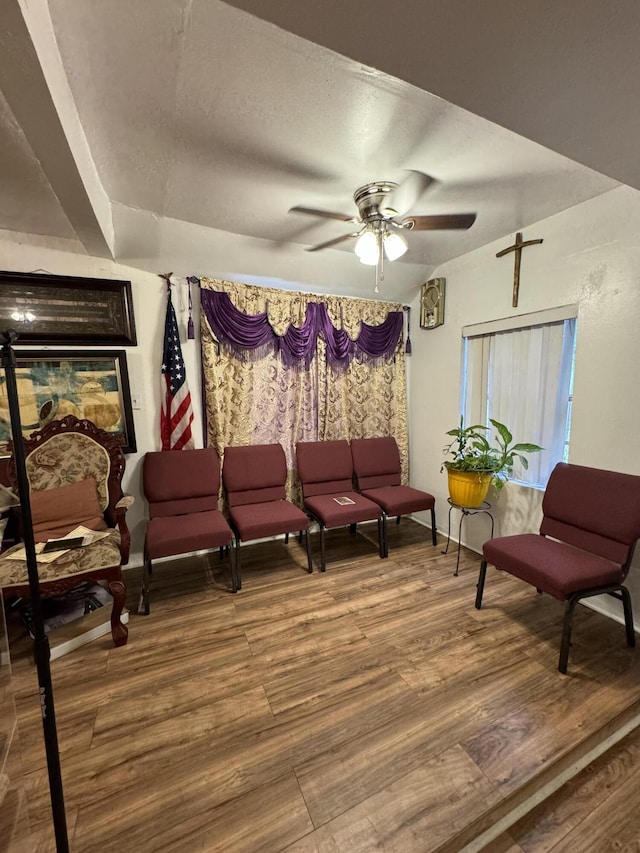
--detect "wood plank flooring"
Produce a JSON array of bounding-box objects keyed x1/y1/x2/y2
[{"x1": 5, "y1": 521, "x2": 640, "y2": 852}]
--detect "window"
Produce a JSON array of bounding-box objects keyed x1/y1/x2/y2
[{"x1": 462, "y1": 306, "x2": 577, "y2": 489}]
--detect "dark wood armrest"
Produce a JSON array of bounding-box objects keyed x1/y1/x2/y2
[
  {"x1": 105, "y1": 494, "x2": 133, "y2": 564},
  {"x1": 114, "y1": 506, "x2": 131, "y2": 565}
]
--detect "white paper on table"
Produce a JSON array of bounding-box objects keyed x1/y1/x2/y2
[{"x1": 5, "y1": 526, "x2": 111, "y2": 563}]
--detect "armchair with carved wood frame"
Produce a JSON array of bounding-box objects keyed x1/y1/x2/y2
[{"x1": 0, "y1": 415, "x2": 132, "y2": 647}]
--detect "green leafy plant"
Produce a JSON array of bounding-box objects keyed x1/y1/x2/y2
[{"x1": 442, "y1": 416, "x2": 543, "y2": 492}]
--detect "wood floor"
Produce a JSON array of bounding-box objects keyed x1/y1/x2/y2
[{"x1": 6, "y1": 520, "x2": 640, "y2": 852}]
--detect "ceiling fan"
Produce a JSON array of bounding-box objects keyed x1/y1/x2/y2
[{"x1": 289, "y1": 171, "x2": 477, "y2": 270}]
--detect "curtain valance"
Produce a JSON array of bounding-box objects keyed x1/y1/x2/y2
[{"x1": 200, "y1": 287, "x2": 403, "y2": 369}]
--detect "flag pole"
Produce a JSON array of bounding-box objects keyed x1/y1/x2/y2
[
  {"x1": 159, "y1": 274, "x2": 195, "y2": 452},
  {"x1": 1, "y1": 329, "x2": 69, "y2": 852}
]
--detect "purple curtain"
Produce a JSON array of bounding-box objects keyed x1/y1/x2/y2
[{"x1": 200, "y1": 288, "x2": 403, "y2": 369}]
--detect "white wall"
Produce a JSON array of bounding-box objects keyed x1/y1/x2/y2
[
  {"x1": 0, "y1": 232, "x2": 203, "y2": 565},
  {"x1": 408, "y1": 184, "x2": 640, "y2": 625}
]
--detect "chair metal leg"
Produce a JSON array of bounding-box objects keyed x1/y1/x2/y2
[
  {"x1": 378, "y1": 515, "x2": 387, "y2": 559},
  {"x1": 396, "y1": 515, "x2": 401, "y2": 526},
  {"x1": 620, "y1": 586, "x2": 636, "y2": 647},
  {"x1": 234, "y1": 535, "x2": 242, "y2": 591},
  {"x1": 319, "y1": 525, "x2": 326, "y2": 572},
  {"x1": 305, "y1": 529, "x2": 313, "y2": 573},
  {"x1": 349, "y1": 523, "x2": 357, "y2": 535},
  {"x1": 285, "y1": 532, "x2": 289, "y2": 544},
  {"x1": 430, "y1": 508, "x2": 437, "y2": 546},
  {"x1": 138, "y1": 555, "x2": 151, "y2": 615},
  {"x1": 475, "y1": 560, "x2": 487, "y2": 609},
  {"x1": 559, "y1": 586, "x2": 634, "y2": 673},
  {"x1": 229, "y1": 540, "x2": 238, "y2": 593},
  {"x1": 378, "y1": 510, "x2": 390, "y2": 558},
  {"x1": 559, "y1": 597, "x2": 578, "y2": 674}
]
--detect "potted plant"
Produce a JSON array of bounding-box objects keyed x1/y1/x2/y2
[{"x1": 442, "y1": 417, "x2": 543, "y2": 507}]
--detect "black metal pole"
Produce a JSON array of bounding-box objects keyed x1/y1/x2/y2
[{"x1": 1, "y1": 330, "x2": 69, "y2": 852}]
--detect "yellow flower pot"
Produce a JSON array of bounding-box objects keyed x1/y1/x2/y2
[{"x1": 447, "y1": 469, "x2": 492, "y2": 507}]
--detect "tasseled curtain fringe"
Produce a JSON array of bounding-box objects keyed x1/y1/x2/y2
[{"x1": 199, "y1": 287, "x2": 403, "y2": 370}]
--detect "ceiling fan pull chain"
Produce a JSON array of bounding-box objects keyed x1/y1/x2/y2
[{"x1": 375, "y1": 232, "x2": 385, "y2": 293}]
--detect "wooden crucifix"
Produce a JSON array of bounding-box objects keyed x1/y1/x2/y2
[{"x1": 496, "y1": 232, "x2": 543, "y2": 307}]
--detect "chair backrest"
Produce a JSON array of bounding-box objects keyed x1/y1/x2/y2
[
  {"x1": 541, "y1": 462, "x2": 640, "y2": 566},
  {"x1": 144, "y1": 448, "x2": 220, "y2": 518},
  {"x1": 351, "y1": 437, "x2": 402, "y2": 490},
  {"x1": 296, "y1": 440, "x2": 354, "y2": 497},
  {"x1": 8, "y1": 414, "x2": 125, "y2": 525},
  {"x1": 223, "y1": 444, "x2": 287, "y2": 507}
]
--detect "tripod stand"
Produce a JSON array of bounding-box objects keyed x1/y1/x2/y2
[{"x1": 1, "y1": 329, "x2": 68, "y2": 851}]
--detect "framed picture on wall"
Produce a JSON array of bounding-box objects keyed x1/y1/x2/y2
[
  {"x1": 0, "y1": 350, "x2": 136, "y2": 457},
  {"x1": 0, "y1": 271, "x2": 137, "y2": 346}
]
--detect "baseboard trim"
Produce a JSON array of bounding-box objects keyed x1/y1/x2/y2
[{"x1": 48, "y1": 606, "x2": 130, "y2": 661}]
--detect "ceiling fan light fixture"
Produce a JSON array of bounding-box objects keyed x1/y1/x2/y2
[
  {"x1": 383, "y1": 230, "x2": 408, "y2": 260},
  {"x1": 355, "y1": 230, "x2": 379, "y2": 265}
]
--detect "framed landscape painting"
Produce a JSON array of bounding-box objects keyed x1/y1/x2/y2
[{"x1": 0, "y1": 350, "x2": 136, "y2": 456}]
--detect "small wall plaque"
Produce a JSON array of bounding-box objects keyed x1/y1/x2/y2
[{"x1": 420, "y1": 278, "x2": 446, "y2": 329}]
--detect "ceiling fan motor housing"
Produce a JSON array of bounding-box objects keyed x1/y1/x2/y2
[{"x1": 353, "y1": 181, "x2": 399, "y2": 223}]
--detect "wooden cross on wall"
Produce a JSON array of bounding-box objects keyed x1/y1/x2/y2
[{"x1": 496, "y1": 232, "x2": 543, "y2": 307}]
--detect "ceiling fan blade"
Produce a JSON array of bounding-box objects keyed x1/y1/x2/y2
[
  {"x1": 305, "y1": 232, "x2": 360, "y2": 252},
  {"x1": 289, "y1": 205, "x2": 357, "y2": 223},
  {"x1": 382, "y1": 170, "x2": 433, "y2": 216},
  {"x1": 402, "y1": 213, "x2": 477, "y2": 231}
]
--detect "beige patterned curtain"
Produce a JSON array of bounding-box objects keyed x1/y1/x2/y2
[{"x1": 200, "y1": 278, "x2": 408, "y2": 502}]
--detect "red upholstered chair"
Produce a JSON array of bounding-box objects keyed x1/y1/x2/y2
[
  {"x1": 142, "y1": 448, "x2": 235, "y2": 613},
  {"x1": 296, "y1": 439, "x2": 385, "y2": 572},
  {"x1": 476, "y1": 462, "x2": 640, "y2": 673},
  {"x1": 351, "y1": 436, "x2": 437, "y2": 556},
  {"x1": 222, "y1": 443, "x2": 312, "y2": 589}
]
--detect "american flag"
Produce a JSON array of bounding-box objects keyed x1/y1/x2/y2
[{"x1": 161, "y1": 289, "x2": 194, "y2": 450}]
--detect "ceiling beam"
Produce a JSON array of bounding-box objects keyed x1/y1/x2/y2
[{"x1": 0, "y1": 0, "x2": 114, "y2": 257}]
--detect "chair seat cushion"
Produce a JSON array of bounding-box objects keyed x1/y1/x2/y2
[
  {"x1": 145, "y1": 510, "x2": 232, "y2": 560},
  {"x1": 304, "y1": 492, "x2": 381, "y2": 528},
  {"x1": 229, "y1": 500, "x2": 309, "y2": 541},
  {"x1": 483, "y1": 533, "x2": 624, "y2": 601},
  {"x1": 0, "y1": 529, "x2": 122, "y2": 587},
  {"x1": 361, "y1": 485, "x2": 435, "y2": 516}
]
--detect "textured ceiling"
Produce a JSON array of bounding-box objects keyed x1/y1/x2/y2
[{"x1": 0, "y1": 0, "x2": 632, "y2": 299}]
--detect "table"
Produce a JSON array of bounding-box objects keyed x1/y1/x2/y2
[{"x1": 442, "y1": 498, "x2": 494, "y2": 576}]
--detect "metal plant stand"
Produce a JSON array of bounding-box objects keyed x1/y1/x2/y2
[{"x1": 442, "y1": 498, "x2": 494, "y2": 576}]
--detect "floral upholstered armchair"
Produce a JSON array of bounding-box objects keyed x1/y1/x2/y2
[{"x1": 0, "y1": 415, "x2": 133, "y2": 646}]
